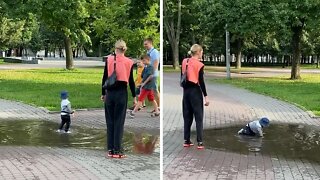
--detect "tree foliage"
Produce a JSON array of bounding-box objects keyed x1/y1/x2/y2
[
  {"x1": 0, "y1": 0, "x2": 159, "y2": 69},
  {"x1": 164, "y1": 0, "x2": 320, "y2": 79}
]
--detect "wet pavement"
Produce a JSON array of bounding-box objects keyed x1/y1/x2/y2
[
  {"x1": 0, "y1": 99, "x2": 160, "y2": 180},
  {"x1": 163, "y1": 72, "x2": 320, "y2": 180},
  {"x1": 203, "y1": 124, "x2": 320, "y2": 163}
]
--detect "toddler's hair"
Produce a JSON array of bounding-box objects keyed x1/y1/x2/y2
[
  {"x1": 140, "y1": 54, "x2": 150, "y2": 61},
  {"x1": 60, "y1": 91, "x2": 68, "y2": 99}
]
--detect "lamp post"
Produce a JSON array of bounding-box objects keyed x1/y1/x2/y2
[{"x1": 225, "y1": 24, "x2": 231, "y2": 79}]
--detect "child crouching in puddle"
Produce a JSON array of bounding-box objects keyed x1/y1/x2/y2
[{"x1": 238, "y1": 117, "x2": 270, "y2": 137}]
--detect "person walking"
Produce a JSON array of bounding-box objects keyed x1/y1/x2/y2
[
  {"x1": 101, "y1": 40, "x2": 136, "y2": 158},
  {"x1": 181, "y1": 44, "x2": 209, "y2": 150},
  {"x1": 144, "y1": 38, "x2": 160, "y2": 108}
]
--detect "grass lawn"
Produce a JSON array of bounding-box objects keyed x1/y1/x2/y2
[
  {"x1": 0, "y1": 58, "x2": 5, "y2": 64},
  {"x1": 0, "y1": 68, "x2": 145, "y2": 111},
  {"x1": 212, "y1": 74, "x2": 320, "y2": 116}
]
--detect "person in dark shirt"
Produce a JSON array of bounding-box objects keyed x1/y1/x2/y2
[
  {"x1": 130, "y1": 55, "x2": 160, "y2": 118},
  {"x1": 181, "y1": 44, "x2": 209, "y2": 150},
  {"x1": 100, "y1": 40, "x2": 136, "y2": 158}
]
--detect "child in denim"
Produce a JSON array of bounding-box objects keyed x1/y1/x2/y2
[{"x1": 129, "y1": 59, "x2": 145, "y2": 111}]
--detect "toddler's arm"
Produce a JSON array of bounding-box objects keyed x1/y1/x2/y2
[
  {"x1": 257, "y1": 127, "x2": 263, "y2": 137},
  {"x1": 67, "y1": 103, "x2": 75, "y2": 114}
]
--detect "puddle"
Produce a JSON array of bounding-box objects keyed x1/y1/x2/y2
[
  {"x1": 0, "y1": 120, "x2": 158, "y2": 154},
  {"x1": 202, "y1": 124, "x2": 320, "y2": 163}
]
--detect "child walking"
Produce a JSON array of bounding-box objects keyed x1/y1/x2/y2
[
  {"x1": 57, "y1": 91, "x2": 75, "y2": 133},
  {"x1": 130, "y1": 55, "x2": 160, "y2": 118},
  {"x1": 238, "y1": 117, "x2": 270, "y2": 137},
  {"x1": 129, "y1": 58, "x2": 146, "y2": 111}
]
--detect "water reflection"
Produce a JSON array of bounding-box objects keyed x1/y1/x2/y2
[{"x1": 133, "y1": 133, "x2": 159, "y2": 154}]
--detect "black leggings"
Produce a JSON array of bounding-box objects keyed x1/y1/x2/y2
[
  {"x1": 59, "y1": 115, "x2": 71, "y2": 131},
  {"x1": 183, "y1": 86, "x2": 204, "y2": 143},
  {"x1": 105, "y1": 87, "x2": 128, "y2": 153}
]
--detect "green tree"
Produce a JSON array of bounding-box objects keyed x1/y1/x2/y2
[
  {"x1": 92, "y1": 0, "x2": 159, "y2": 57},
  {"x1": 273, "y1": 0, "x2": 320, "y2": 79},
  {"x1": 203, "y1": 0, "x2": 272, "y2": 69},
  {"x1": 37, "y1": 0, "x2": 91, "y2": 69},
  {"x1": 0, "y1": 17, "x2": 25, "y2": 51},
  {"x1": 164, "y1": 0, "x2": 182, "y2": 69}
]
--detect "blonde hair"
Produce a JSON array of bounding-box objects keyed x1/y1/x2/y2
[
  {"x1": 115, "y1": 40, "x2": 127, "y2": 52},
  {"x1": 188, "y1": 44, "x2": 203, "y2": 56}
]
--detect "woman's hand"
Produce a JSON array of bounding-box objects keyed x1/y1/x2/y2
[
  {"x1": 101, "y1": 95, "x2": 106, "y2": 102},
  {"x1": 204, "y1": 96, "x2": 210, "y2": 106}
]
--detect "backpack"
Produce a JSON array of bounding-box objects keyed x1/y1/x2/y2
[
  {"x1": 180, "y1": 59, "x2": 189, "y2": 87},
  {"x1": 103, "y1": 53, "x2": 117, "y2": 89}
]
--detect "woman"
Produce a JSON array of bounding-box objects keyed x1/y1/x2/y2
[
  {"x1": 181, "y1": 44, "x2": 209, "y2": 149},
  {"x1": 101, "y1": 40, "x2": 136, "y2": 158}
]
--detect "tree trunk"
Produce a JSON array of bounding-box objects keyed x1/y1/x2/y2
[
  {"x1": 6, "y1": 49, "x2": 12, "y2": 57},
  {"x1": 83, "y1": 47, "x2": 90, "y2": 57},
  {"x1": 290, "y1": 26, "x2": 303, "y2": 79},
  {"x1": 59, "y1": 48, "x2": 63, "y2": 58},
  {"x1": 44, "y1": 47, "x2": 48, "y2": 57},
  {"x1": 99, "y1": 43, "x2": 102, "y2": 57},
  {"x1": 235, "y1": 38, "x2": 243, "y2": 69},
  {"x1": 191, "y1": 31, "x2": 196, "y2": 45},
  {"x1": 164, "y1": 0, "x2": 181, "y2": 70},
  {"x1": 76, "y1": 48, "x2": 79, "y2": 58},
  {"x1": 317, "y1": 55, "x2": 320, "y2": 68},
  {"x1": 53, "y1": 46, "x2": 56, "y2": 58},
  {"x1": 18, "y1": 47, "x2": 23, "y2": 57},
  {"x1": 172, "y1": 42, "x2": 179, "y2": 69},
  {"x1": 64, "y1": 36, "x2": 74, "y2": 70}
]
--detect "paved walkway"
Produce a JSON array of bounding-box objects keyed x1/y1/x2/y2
[
  {"x1": 0, "y1": 60, "x2": 105, "y2": 70},
  {"x1": 0, "y1": 99, "x2": 160, "y2": 180},
  {"x1": 163, "y1": 73, "x2": 320, "y2": 180}
]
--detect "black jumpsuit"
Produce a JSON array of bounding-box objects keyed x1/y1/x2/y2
[
  {"x1": 182, "y1": 66, "x2": 207, "y2": 143},
  {"x1": 102, "y1": 57, "x2": 136, "y2": 154}
]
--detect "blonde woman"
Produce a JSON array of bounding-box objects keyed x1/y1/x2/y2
[
  {"x1": 101, "y1": 40, "x2": 137, "y2": 158},
  {"x1": 181, "y1": 44, "x2": 209, "y2": 149}
]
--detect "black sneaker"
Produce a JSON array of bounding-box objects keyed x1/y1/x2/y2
[
  {"x1": 183, "y1": 140, "x2": 194, "y2": 147},
  {"x1": 197, "y1": 142, "x2": 204, "y2": 150}
]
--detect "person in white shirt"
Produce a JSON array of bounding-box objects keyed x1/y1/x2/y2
[
  {"x1": 238, "y1": 117, "x2": 270, "y2": 137},
  {"x1": 57, "y1": 91, "x2": 74, "y2": 133}
]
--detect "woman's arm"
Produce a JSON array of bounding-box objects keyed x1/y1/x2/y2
[
  {"x1": 198, "y1": 67, "x2": 207, "y2": 97},
  {"x1": 101, "y1": 59, "x2": 108, "y2": 96},
  {"x1": 128, "y1": 66, "x2": 136, "y2": 98}
]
